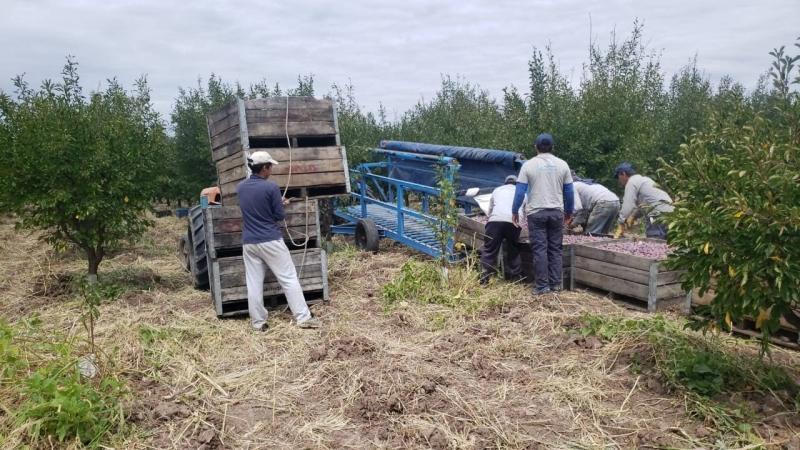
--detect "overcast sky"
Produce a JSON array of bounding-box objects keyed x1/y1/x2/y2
[{"x1": 1, "y1": 0, "x2": 797, "y2": 123}]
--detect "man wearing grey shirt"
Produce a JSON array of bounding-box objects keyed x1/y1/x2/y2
[
  {"x1": 614, "y1": 162, "x2": 674, "y2": 239},
  {"x1": 512, "y1": 133, "x2": 574, "y2": 295}
]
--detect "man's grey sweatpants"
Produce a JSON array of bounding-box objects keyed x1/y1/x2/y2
[{"x1": 243, "y1": 240, "x2": 312, "y2": 329}]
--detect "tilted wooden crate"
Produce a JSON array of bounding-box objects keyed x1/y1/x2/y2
[{"x1": 206, "y1": 97, "x2": 350, "y2": 204}]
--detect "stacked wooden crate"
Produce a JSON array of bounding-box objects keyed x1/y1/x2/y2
[
  {"x1": 208, "y1": 97, "x2": 349, "y2": 205},
  {"x1": 202, "y1": 97, "x2": 346, "y2": 317}
]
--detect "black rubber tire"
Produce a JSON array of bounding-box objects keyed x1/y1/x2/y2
[
  {"x1": 355, "y1": 219, "x2": 380, "y2": 253},
  {"x1": 187, "y1": 205, "x2": 210, "y2": 290}
]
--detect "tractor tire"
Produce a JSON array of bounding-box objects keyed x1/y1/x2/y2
[
  {"x1": 187, "y1": 205, "x2": 210, "y2": 290},
  {"x1": 355, "y1": 218, "x2": 380, "y2": 253}
]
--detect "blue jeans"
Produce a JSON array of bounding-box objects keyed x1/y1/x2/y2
[{"x1": 527, "y1": 209, "x2": 564, "y2": 291}]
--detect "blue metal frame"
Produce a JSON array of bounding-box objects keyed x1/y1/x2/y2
[{"x1": 334, "y1": 149, "x2": 462, "y2": 262}]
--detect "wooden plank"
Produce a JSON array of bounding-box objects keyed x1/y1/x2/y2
[
  {"x1": 221, "y1": 277, "x2": 326, "y2": 302},
  {"x1": 575, "y1": 256, "x2": 651, "y2": 284},
  {"x1": 211, "y1": 126, "x2": 241, "y2": 149},
  {"x1": 208, "y1": 102, "x2": 238, "y2": 124},
  {"x1": 208, "y1": 202, "x2": 318, "y2": 221},
  {"x1": 255, "y1": 146, "x2": 343, "y2": 162},
  {"x1": 573, "y1": 267, "x2": 649, "y2": 300},
  {"x1": 212, "y1": 141, "x2": 243, "y2": 162},
  {"x1": 220, "y1": 265, "x2": 323, "y2": 288},
  {"x1": 217, "y1": 152, "x2": 247, "y2": 173},
  {"x1": 208, "y1": 113, "x2": 239, "y2": 138},
  {"x1": 656, "y1": 283, "x2": 687, "y2": 299},
  {"x1": 246, "y1": 107, "x2": 334, "y2": 123},
  {"x1": 245, "y1": 97, "x2": 333, "y2": 111},
  {"x1": 248, "y1": 121, "x2": 336, "y2": 138},
  {"x1": 270, "y1": 159, "x2": 344, "y2": 176},
  {"x1": 573, "y1": 244, "x2": 654, "y2": 271},
  {"x1": 657, "y1": 270, "x2": 684, "y2": 285},
  {"x1": 212, "y1": 226, "x2": 319, "y2": 249},
  {"x1": 217, "y1": 248, "x2": 321, "y2": 273},
  {"x1": 270, "y1": 171, "x2": 346, "y2": 188},
  {"x1": 219, "y1": 165, "x2": 249, "y2": 185},
  {"x1": 213, "y1": 213, "x2": 318, "y2": 233}
]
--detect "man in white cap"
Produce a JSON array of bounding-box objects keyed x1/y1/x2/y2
[
  {"x1": 236, "y1": 151, "x2": 321, "y2": 331},
  {"x1": 480, "y1": 175, "x2": 524, "y2": 284}
]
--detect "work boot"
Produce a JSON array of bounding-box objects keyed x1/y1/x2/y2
[
  {"x1": 479, "y1": 273, "x2": 491, "y2": 286},
  {"x1": 532, "y1": 286, "x2": 551, "y2": 296},
  {"x1": 252, "y1": 323, "x2": 269, "y2": 332},
  {"x1": 297, "y1": 317, "x2": 322, "y2": 329}
]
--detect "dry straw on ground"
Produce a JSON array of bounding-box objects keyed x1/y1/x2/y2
[{"x1": 0, "y1": 216, "x2": 798, "y2": 449}]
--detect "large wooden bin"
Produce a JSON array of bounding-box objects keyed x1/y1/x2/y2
[
  {"x1": 207, "y1": 97, "x2": 350, "y2": 204},
  {"x1": 573, "y1": 238, "x2": 690, "y2": 313},
  {"x1": 204, "y1": 200, "x2": 320, "y2": 253}
]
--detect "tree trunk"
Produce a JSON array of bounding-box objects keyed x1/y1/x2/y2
[{"x1": 86, "y1": 248, "x2": 102, "y2": 284}]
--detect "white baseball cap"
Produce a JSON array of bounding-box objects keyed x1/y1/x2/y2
[{"x1": 248, "y1": 151, "x2": 279, "y2": 165}]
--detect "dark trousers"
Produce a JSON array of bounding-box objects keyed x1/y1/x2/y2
[
  {"x1": 480, "y1": 221, "x2": 521, "y2": 280},
  {"x1": 527, "y1": 209, "x2": 564, "y2": 290}
]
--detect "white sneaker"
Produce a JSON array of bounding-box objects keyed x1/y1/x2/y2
[{"x1": 297, "y1": 318, "x2": 322, "y2": 329}]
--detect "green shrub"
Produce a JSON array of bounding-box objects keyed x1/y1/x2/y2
[
  {"x1": 659, "y1": 40, "x2": 800, "y2": 351},
  {"x1": 0, "y1": 321, "x2": 126, "y2": 447}
]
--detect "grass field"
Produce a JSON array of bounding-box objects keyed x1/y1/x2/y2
[{"x1": 0, "y1": 216, "x2": 798, "y2": 449}]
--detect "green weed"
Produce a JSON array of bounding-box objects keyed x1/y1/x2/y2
[{"x1": 0, "y1": 321, "x2": 126, "y2": 447}]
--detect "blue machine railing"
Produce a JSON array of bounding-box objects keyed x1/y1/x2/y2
[{"x1": 334, "y1": 150, "x2": 462, "y2": 261}]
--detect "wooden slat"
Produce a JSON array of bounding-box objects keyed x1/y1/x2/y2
[
  {"x1": 269, "y1": 171, "x2": 347, "y2": 188},
  {"x1": 208, "y1": 202, "x2": 318, "y2": 220},
  {"x1": 208, "y1": 102, "x2": 238, "y2": 125},
  {"x1": 212, "y1": 140, "x2": 243, "y2": 162},
  {"x1": 214, "y1": 213, "x2": 318, "y2": 231},
  {"x1": 248, "y1": 121, "x2": 336, "y2": 138},
  {"x1": 219, "y1": 166, "x2": 249, "y2": 185},
  {"x1": 217, "y1": 249, "x2": 321, "y2": 274},
  {"x1": 245, "y1": 97, "x2": 333, "y2": 111},
  {"x1": 251, "y1": 146, "x2": 343, "y2": 162},
  {"x1": 221, "y1": 265, "x2": 323, "y2": 288},
  {"x1": 573, "y1": 267, "x2": 649, "y2": 300},
  {"x1": 573, "y1": 245, "x2": 654, "y2": 271},
  {"x1": 221, "y1": 277, "x2": 325, "y2": 302},
  {"x1": 217, "y1": 152, "x2": 247, "y2": 173},
  {"x1": 575, "y1": 256, "x2": 651, "y2": 285},
  {"x1": 657, "y1": 270, "x2": 684, "y2": 285},
  {"x1": 246, "y1": 107, "x2": 334, "y2": 123},
  {"x1": 211, "y1": 126, "x2": 241, "y2": 149},
  {"x1": 656, "y1": 283, "x2": 687, "y2": 299},
  {"x1": 212, "y1": 226, "x2": 318, "y2": 249},
  {"x1": 208, "y1": 113, "x2": 239, "y2": 137},
  {"x1": 219, "y1": 181, "x2": 244, "y2": 200},
  {"x1": 271, "y1": 159, "x2": 344, "y2": 176}
]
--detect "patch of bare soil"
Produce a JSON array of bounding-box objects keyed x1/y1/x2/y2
[{"x1": 2, "y1": 218, "x2": 799, "y2": 449}]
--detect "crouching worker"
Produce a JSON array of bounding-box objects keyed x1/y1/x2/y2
[
  {"x1": 237, "y1": 151, "x2": 322, "y2": 331},
  {"x1": 614, "y1": 162, "x2": 674, "y2": 240},
  {"x1": 480, "y1": 175, "x2": 523, "y2": 284}
]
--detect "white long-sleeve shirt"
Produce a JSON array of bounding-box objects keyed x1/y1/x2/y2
[
  {"x1": 619, "y1": 174, "x2": 674, "y2": 223},
  {"x1": 488, "y1": 184, "x2": 524, "y2": 223},
  {"x1": 574, "y1": 181, "x2": 619, "y2": 212}
]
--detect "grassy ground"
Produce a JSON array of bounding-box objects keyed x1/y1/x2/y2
[{"x1": 0, "y1": 216, "x2": 798, "y2": 449}]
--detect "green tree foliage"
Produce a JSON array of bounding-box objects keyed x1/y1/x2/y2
[
  {"x1": 329, "y1": 81, "x2": 394, "y2": 165},
  {"x1": 0, "y1": 59, "x2": 166, "y2": 281},
  {"x1": 661, "y1": 39, "x2": 800, "y2": 350},
  {"x1": 170, "y1": 75, "x2": 237, "y2": 204}
]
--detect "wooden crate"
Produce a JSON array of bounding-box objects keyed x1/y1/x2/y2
[
  {"x1": 573, "y1": 238, "x2": 690, "y2": 313},
  {"x1": 204, "y1": 200, "x2": 320, "y2": 254},
  {"x1": 206, "y1": 97, "x2": 350, "y2": 202},
  {"x1": 206, "y1": 243, "x2": 329, "y2": 317}
]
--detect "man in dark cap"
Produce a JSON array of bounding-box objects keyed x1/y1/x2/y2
[
  {"x1": 512, "y1": 133, "x2": 574, "y2": 295},
  {"x1": 613, "y1": 162, "x2": 674, "y2": 239},
  {"x1": 480, "y1": 175, "x2": 524, "y2": 284}
]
